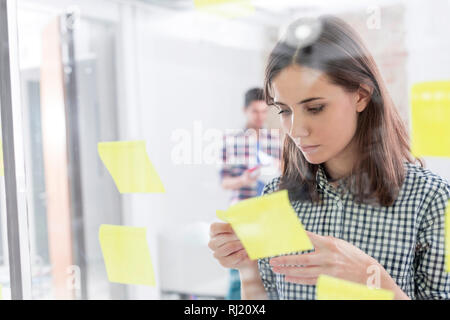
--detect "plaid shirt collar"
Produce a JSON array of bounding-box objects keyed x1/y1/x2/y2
[
  {"x1": 315, "y1": 162, "x2": 408, "y2": 206},
  {"x1": 316, "y1": 164, "x2": 348, "y2": 195}
]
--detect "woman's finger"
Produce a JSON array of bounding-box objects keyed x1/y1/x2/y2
[
  {"x1": 269, "y1": 252, "x2": 322, "y2": 267},
  {"x1": 210, "y1": 222, "x2": 233, "y2": 237},
  {"x1": 213, "y1": 240, "x2": 245, "y2": 258},
  {"x1": 284, "y1": 276, "x2": 318, "y2": 285},
  {"x1": 208, "y1": 233, "x2": 240, "y2": 250},
  {"x1": 219, "y1": 248, "x2": 248, "y2": 268},
  {"x1": 271, "y1": 265, "x2": 324, "y2": 278}
]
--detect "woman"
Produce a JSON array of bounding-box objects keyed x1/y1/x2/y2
[{"x1": 208, "y1": 15, "x2": 450, "y2": 300}]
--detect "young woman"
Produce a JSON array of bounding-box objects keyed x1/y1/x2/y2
[{"x1": 208, "y1": 15, "x2": 450, "y2": 300}]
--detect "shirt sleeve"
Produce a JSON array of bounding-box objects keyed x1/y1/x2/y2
[
  {"x1": 414, "y1": 182, "x2": 450, "y2": 299},
  {"x1": 257, "y1": 178, "x2": 281, "y2": 300},
  {"x1": 219, "y1": 134, "x2": 232, "y2": 180},
  {"x1": 266, "y1": 131, "x2": 281, "y2": 160}
]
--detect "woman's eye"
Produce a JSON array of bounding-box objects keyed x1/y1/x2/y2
[
  {"x1": 277, "y1": 110, "x2": 291, "y2": 115},
  {"x1": 307, "y1": 105, "x2": 325, "y2": 114}
]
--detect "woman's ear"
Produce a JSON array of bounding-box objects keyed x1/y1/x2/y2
[{"x1": 355, "y1": 84, "x2": 373, "y2": 112}]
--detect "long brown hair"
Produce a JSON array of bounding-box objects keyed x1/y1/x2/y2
[{"x1": 264, "y1": 15, "x2": 423, "y2": 207}]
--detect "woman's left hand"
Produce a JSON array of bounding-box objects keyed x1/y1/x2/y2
[{"x1": 269, "y1": 231, "x2": 381, "y2": 286}]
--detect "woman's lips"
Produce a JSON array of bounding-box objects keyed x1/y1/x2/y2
[{"x1": 300, "y1": 145, "x2": 320, "y2": 153}]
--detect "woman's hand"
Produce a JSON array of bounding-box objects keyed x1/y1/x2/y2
[
  {"x1": 269, "y1": 231, "x2": 374, "y2": 285},
  {"x1": 208, "y1": 222, "x2": 255, "y2": 270},
  {"x1": 209, "y1": 222, "x2": 268, "y2": 299},
  {"x1": 269, "y1": 231, "x2": 410, "y2": 299}
]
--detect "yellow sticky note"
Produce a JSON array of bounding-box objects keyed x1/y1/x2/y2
[
  {"x1": 316, "y1": 274, "x2": 394, "y2": 300},
  {"x1": 216, "y1": 209, "x2": 227, "y2": 221},
  {"x1": 446, "y1": 200, "x2": 450, "y2": 272},
  {"x1": 193, "y1": 0, "x2": 254, "y2": 19},
  {"x1": 217, "y1": 190, "x2": 313, "y2": 260},
  {"x1": 99, "y1": 224, "x2": 156, "y2": 286},
  {"x1": 98, "y1": 140, "x2": 165, "y2": 193},
  {"x1": 411, "y1": 81, "x2": 450, "y2": 158}
]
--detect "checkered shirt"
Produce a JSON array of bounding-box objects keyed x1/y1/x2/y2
[{"x1": 257, "y1": 161, "x2": 450, "y2": 299}]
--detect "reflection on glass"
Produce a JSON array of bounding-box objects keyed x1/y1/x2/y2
[
  {"x1": 18, "y1": 2, "x2": 123, "y2": 299},
  {"x1": 8, "y1": 0, "x2": 450, "y2": 301},
  {"x1": 0, "y1": 127, "x2": 12, "y2": 299}
]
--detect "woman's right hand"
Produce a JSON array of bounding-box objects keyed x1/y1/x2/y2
[
  {"x1": 209, "y1": 222, "x2": 269, "y2": 299},
  {"x1": 208, "y1": 222, "x2": 254, "y2": 270}
]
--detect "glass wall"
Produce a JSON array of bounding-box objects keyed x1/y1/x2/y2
[
  {"x1": 0, "y1": 0, "x2": 448, "y2": 299},
  {"x1": 0, "y1": 110, "x2": 12, "y2": 300}
]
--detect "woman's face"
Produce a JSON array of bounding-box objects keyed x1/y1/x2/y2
[{"x1": 271, "y1": 64, "x2": 368, "y2": 165}]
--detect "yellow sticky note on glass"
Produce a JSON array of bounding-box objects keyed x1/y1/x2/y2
[
  {"x1": 316, "y1": 274, "x2": 394, "y2": 300},
  {"x1": 98, "y1": 140, "x2": 165, "y2": 193},
  {"x1": 99, "y1": 224, "x2": 156, "y2": 286},
  {"x1": 445, "y1": 200, "x2": 450, "y2": 272},
  {"x1": 216, "y1": 190, "x2": 313, "y2": 260},
  {"x1": 216, "y1": 209, "x2": 227, "y2": 221},
  {"x1": 193, "y1": 0, "x2": 254, "y2": 19},
  {"x1": 411, "y1": 81, "x2": 450, "y2": 158}
]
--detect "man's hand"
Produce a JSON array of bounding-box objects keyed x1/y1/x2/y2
[{"x1": 239, "y1": 168, "x2": 260, "y2": 187}]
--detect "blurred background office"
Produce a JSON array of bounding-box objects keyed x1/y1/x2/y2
[{"x1": 0, "y1": 0, "x2": 449, "y2": 299}]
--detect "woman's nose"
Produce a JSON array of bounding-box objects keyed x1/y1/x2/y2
[{"x1": 289, "y1": 112, "x2": 309, "y2": 137}]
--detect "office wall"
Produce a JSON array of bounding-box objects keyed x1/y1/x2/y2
[{"x1": 404, "y1": 0, "x2": 450, "y2": 180}]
